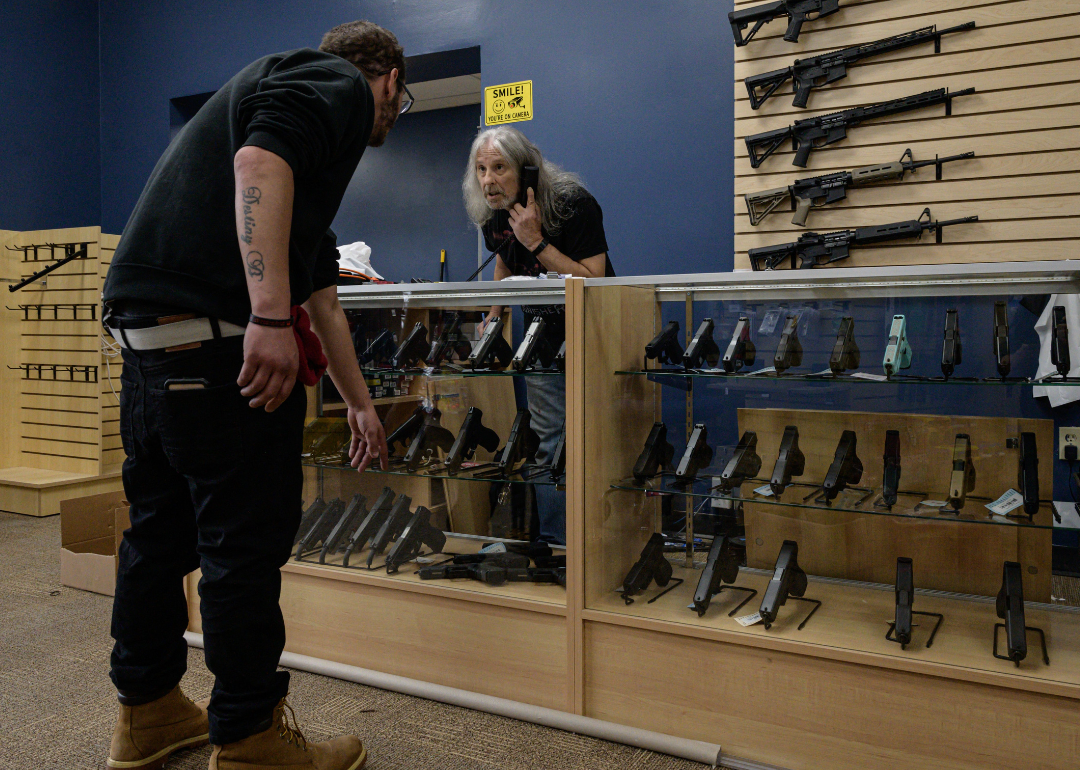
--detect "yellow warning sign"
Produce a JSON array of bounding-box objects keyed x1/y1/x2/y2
[{"x1": 484, "y1": 81, "x2": 533, "y2": 126}]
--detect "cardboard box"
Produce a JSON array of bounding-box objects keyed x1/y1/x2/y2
[{"x1": 59, "y1": 490, "x2": 129, "y2": 596}]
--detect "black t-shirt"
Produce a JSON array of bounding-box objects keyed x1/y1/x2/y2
[
  {"x1": 481, "y1": 190, "x2": 614, "y2": 344},
  {"x1": 103, "y1": 49, "x2": 374, "y2": 325}
]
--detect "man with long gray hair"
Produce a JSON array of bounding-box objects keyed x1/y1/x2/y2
[{"x1": 463, "y1": 126, "x2": 614, "y2": 544}]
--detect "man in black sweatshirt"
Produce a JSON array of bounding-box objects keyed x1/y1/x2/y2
[{"x1": 101, "y1": 21, "x2": 403, "y2": 770}]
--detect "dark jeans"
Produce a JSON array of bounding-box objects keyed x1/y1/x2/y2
[{"x1": 109, "y1": 337, "x2": 306, "y2": 745}]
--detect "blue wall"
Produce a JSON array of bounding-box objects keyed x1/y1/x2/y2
[
  {"x1": 0, "y1": 0, "x2": 100, "y2": 230},
  {"x1": 96, "y1": 0, "x2": 732, "y2": 275}
]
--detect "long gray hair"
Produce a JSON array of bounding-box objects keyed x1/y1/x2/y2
[{"x1": 462, "y1": 126, "x2": 585, "y2": 236}]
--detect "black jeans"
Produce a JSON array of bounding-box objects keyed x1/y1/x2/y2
[{"x1": 109, "y1": 337, "x2": 306, "y2": 745}]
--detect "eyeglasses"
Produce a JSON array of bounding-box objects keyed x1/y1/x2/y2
[{"x1": 373, "y1": 69, "x2": 414, "y2": 115}]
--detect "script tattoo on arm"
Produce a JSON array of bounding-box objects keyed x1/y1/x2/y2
[
  {"x1": 240, "y1": 186, "x2": 261, "y2": 245},
  {"x1": 246, "y1": 250, "x2": 265, "y2": 281}
]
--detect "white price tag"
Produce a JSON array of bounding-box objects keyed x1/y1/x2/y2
[
  {"x1": 479, "y1": 542, "x2": 507, "y2": 554},
  {"x1": 851, "y1": 372, "x2": 888, "y2": 382},
  {"x1": 735, "y1": 612, "x2": 763, "y2": 627},
  {"x1": 810, "y1": 368, "x2": 834, "y2": 377},
  {"x1": 754, "y1": 485, "x2": 774, "y2": 497},
  {"x1": 986, "y1": 489, "x2": 1025, "y2": 516},
  {"x1": 747, "y1": 367, "x2": 777, "y2": 376},
  {"x1": 919, "y1": 499, "x2": 949, "y2": 508}
]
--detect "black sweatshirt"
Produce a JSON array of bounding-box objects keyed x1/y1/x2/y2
[{"x1": 103, "y1": 49, "x2": 374, "y2": 326}]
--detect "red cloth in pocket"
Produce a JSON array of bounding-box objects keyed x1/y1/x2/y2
[{"x1": 291, "y1": 305, "x2": 327, "y2": 386}]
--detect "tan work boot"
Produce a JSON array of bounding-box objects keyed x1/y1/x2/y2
[
  {"x1": 209, "y1": 698, "x2": 366, "y2": 770},
  {"x1": 108, "y1": 685, "x2": 210, "y2": 769}
]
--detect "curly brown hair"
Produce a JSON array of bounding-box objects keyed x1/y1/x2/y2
[{"x1": 319, "y1": 20, "x2": 406, "y2": 84}]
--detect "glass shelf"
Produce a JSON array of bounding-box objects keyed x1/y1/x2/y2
[
  {"x1": 304, "y1": 458, "x2": 563, "y2": 487},
  {"x1": 616, "y1": 369, "x2": 1080, "y2": 388},
  {"x1": 362, "y1": 366, "x2": 564, "y2": 378},
  {"x1": 611, "y1": 473, "x2": 1072, "y2": 532}
]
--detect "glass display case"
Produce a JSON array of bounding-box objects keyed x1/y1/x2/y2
[
  {"x1": 580, "y1": 262, "x2": 1080, "y2": 693},
  {"x1": 294, "y1": 278, "x2": 571, "y2": 606}
]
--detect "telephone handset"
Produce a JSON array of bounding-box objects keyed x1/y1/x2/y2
[{"x1": 494, "y1": 165, "x2": 540, "y2": 272}]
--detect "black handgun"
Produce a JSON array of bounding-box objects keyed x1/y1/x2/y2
[
  {"x1": 1017, "y1": 432, "x2": 1040, "y2": 518},
  {"x1": 692, "y1": 536, "x2": 744, "y2": 617},
  {"x1": 759, "y1": 540, "x2": 810, "y2": 630},
  {"x1": 770, "y1": 425, "x2": 805, "y2": 497},
  {"x1": 633, "y1": 422, "x2": 675, "y2": 483},
  {"x1": 621, "y1": 533, "x2": 673, "y2": 604},
  {"x1": 467, "y1": 315, "x2": 513, "y2": 370},
  {"x1": 444, "y1": 407, "x2": 500, "y2": 474},
  {"x1": 881, "y1": 430, "x2": 901, "y2": 508},
  {"x1": 549, "y1": 426, "x2": 567, "y2": 480},
  {"x1": 893, "y1": 557, "x2": 915, "y2": 647},
  {"x1": 718, "y1": 431, "x2": 762, "y2": 493},
  {"x1": 512, "y1": 316, "x2": 558, "y2": 372},
  {"x1": 729, "y1": 0, "x2": 841, "y2": 47},
  {"x1": 941, "y1": 309, "x2": 962, "y2": 379},
  {"x1": 385, "y1": 506, "x2": 447, "y2": 574},
  {"x1": 645, "y1": 320, "x2": 684, "y2": 366},
  {"x1": 495, "y1": 409, "x2": 541, "y2": 476},
  {"x1": 683, "y1": 318, "x2": 721, "y2": 370},
  {"x1": 829, "y1": 317, "x2": 859, "y2": 374},
  {"x1": 386, "y1": 405, "x2": 427, "y2": 457},
  {"x1": 319, "y1": 493, "x2": 368, "y2": 564},
  {"x1": 390, "y1": 321, "x2": 430, "y2": 369},
  {"x1": 993, "y1": 301, "x2": 1010, "y2": 379},
  {"x1": 342, "y1": 487, "x2": 397, "y2": 567},
  {"x1": 746, "y1": 23, "x2": 975, "y2": 109},
  {"x1": 1052, "y1": 305, "x2": 1070, "y2": 378},
  {"x1": 996, "y1": 561, "x2": 1028, "y2": 665},
  {"x1": 294, "y1": 497, "x2": 327, "y2": 545},
  {"x1": 295, "y1": 498, "x2": 345, "y2": 560},
  {"x1": 554, "y1": 341, "x2": 566, "y2": 371},
  {"x1": 722, "y1": 317, "x2": 756, "y2": 373},
  {"x1": 418, "y1": 563, "x2": 479, "y2": 581},
  {"x1": 774, "y1": 315, "x2": 802, "y2": 373},
  {"x1": 359, "y1": 329, "x2": 396, "y2": 366},
  {"x1": 403, "y1": 417, "x2": 456, "y2": 472},
  {"x1": 427, "y1": 312, "x2": 473, "y2": 366},
  {"x1": 822, "y1": 430, "x2": 862, "y2": 502},
  {"x1": 366, "y1": 493, "x2": 413, "y2": 568},
  {"x1": 674, "y1": 424, "x2": 714, "y2": 487},
  {"x1": 948, "y1": 434, "x2": 976, "y2": 511}
]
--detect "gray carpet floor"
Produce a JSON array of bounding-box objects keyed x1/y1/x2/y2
[{"x1": 0, "y1": 512, "x2": 716, "y2": 770}]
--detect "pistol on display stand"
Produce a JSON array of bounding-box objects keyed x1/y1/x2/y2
[
  {"x1": 359, "y1": 329, "x2": 396, "y2": 366},
  {"x1": 467, "y1": 315, "x2": 513, "y2": 370},
  {"x1": 769, "y1": 426, "x2": 805, "y2": 498},
  {"x1": 876, "y1": 430, "x2": 901, "y2": 510},
  {"x1": 342, "y1": 488, "x2": 397, "y2": 567},
  {"x1": 994, "y1": 561, "x2": 1049, "y2": 667},
  {"x1": 946, "y1": 434, "x2": 976, "y2": 512},
  {"x1": 386, "y1": 405, "x2": 429, "y2": 460},
  {"x1": 759, "y1": 540, "x2": 820, "y2": 630},
  {"x1": 633, "y1": 422, "x2": 676, "y2": 483},
  {"x1": 513, "y1": 317, "x2": 558, "y2": 372},
  {"x1": 882, "y1": 315, "x2": 912, "y2": 378},
  {"x1": 473, "y1": 409, "x2": 540, "y2": 479},
  {"x1": 390, "y1": 321, "x2": 429, "y2": 369},
  {"x1": 427, "y1": 312, "x2": 474, "y2": 366},
  {"x1": 674, "y1": 424, "x2": 714, "y2": 488},
  {"x1": 403, "y1": 414, "x2": 456, "y2": 472},
  {"x1": 774, "y1": 315, "x2": 802, "y2": 373},
  {"x1": 554, "y1": 341, "x2": 566, "y2": 371},
  {"x1": 683, "y1": 318, "x2": 721, "y2": 370},
  {"x1": 886, "y1": 558, "x2": 944, "y2": 650},
  {"x1": 1008, "y1": 432, "x2": 1040, "y2": 520},
  {"x1": 722, "y1": 317, "x2": 756, "y2": 373},
  {"x1": 820, "y1": 430, "x2": 863, "y2": 504},
  {"x1": 692, "y1": 536, "x2": 756, "y2": 617},
  {"x1": 621, "y1": 533, "x2": 681, "y2": 605},
  {"x1": 549, "y1": 427, "x2": 567, "y2": 481},
  {"x1": 1051, "y1": 306, "x2": 1071, "y2": 380},
  {"x1": 939, "y1": 309, "x2": 964, "y2": 380},
  {"x1": 366, "y1": 494, "x2": 413, "y2": 569},
  {"x1": 745, "y1": 149, "x2": 975, "y2": 227},
  {"x1": 384, "y1": 506, "x2": 446, "y2": 574},
  {"x1": 319, "y1": 493, "x2": 368, "y2": 564},
  {"x1": 729, "y1": 0, "x2": 840, "y2": 47},
  {"x1": 828, "y1": 317, "x2": 859, "y2": 375},
  {"x1": 645, "y1": 321, "x2": 684, "y2": 367},
  {"x1": 295, "y1": 498, "x2": 327, "y2": 545},
  {"x1": 717, "y1": 431, "x2": 762, "y2": 494},
  {"x1": 444, "y1": 407, "x2": 500, "y2": 475},
  {"x1": 992, "y1": 301, "x2": 1012, "y2": 380},
  {"x1": 294, "y1": 498, "x2": 346, "y2": 560}
]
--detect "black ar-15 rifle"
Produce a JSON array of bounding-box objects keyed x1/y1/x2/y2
[
  {"x1": 745, "y1": 149, "x2": 975, "y2": 227},
  {"x1": 745, "y1": 87, "x2": 976, "y2": 168},
  {"x1": 730, "y1": 0, "x2": 840, "y2": 47},
  {"x1": 748, "y1": 208, "x2": 978, "y2": 271},
  {"x1": 746, "y1": 23, "x2": 976, "y2": 109}
]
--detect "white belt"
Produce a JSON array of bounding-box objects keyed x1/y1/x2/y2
[{"x1": 107, "y1": 317, "x2": 247, "y2": 351}]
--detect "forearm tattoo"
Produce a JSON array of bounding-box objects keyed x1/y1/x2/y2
[
  {"x1": 246, "y1": 250, "x2": 265, "y2": 281},
  {"x1": 240, "y1": 186, "x2": 260, "y2": 245}
]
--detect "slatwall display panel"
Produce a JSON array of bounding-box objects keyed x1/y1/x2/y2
[
  {"x1": 11, "y1": 227, "x2": 103, "y2": 474},
  {"x1": 99, "y1": 233, "x2": 123, "y2": 474},
  {"x1": 1, "y1": 230, "x2": 21, "y2": 467},
  {"x1": 732, "y1": 0, "x2": 1080, "y2": 271}
]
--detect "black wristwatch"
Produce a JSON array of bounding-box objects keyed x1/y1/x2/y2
[{"x1": 529, "y1": 239, "x2": 549, "y2": 258}]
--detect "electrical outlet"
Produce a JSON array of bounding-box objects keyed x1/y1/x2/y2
[{"x1": 1059, "y1": 428, "x2": 1080, "y2": 460}]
